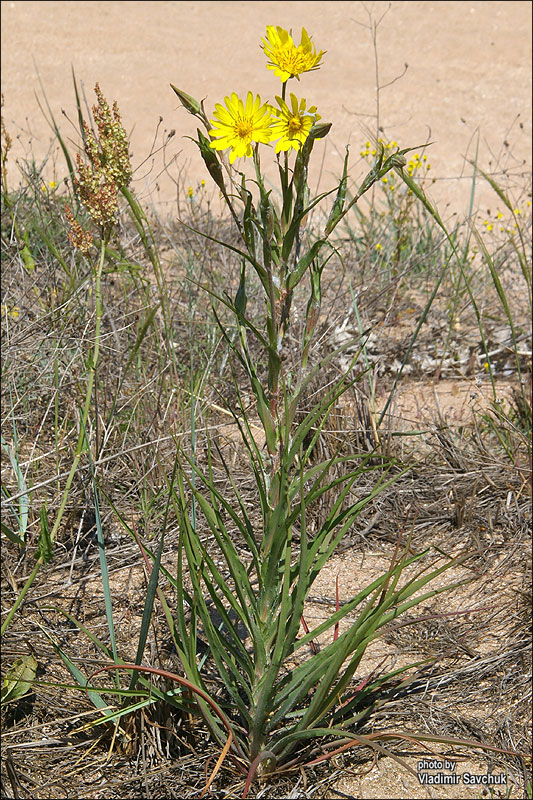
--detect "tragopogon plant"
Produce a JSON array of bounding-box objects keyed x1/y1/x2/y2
[{"x1": 166, "y1": 26, "x2": 474, "y2": 791}]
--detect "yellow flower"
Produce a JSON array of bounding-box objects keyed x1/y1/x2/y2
[
  {"x1": 261, "y1": 26, "x2": 324, "y2": 82},
  {"x1": 209, "y1": 92, "x2": 273, "y2": 163},
  {"x1": 269, "y1": 93, "x2": 319, "y2": 153},
  {"x1": 1, "y1": 304, "x2": 20, "y2": 319}
]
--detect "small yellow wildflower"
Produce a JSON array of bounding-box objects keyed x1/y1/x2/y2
[
  {"x1": 187, "y1": 186, "x2": 194, "y2": 199},
  {"x1": 1, "y1": 304, "x2": 20, "y2": 319},
  {"x1": 375, "y1": 243, "x2": 383, "y2": 251},
  {"x1": 261, "y1": 26, "x2": 324, "y2": 82},
  {"x1": 269, "y1": 93, "x2": 319, "y2": 153},
  {"x1": 209, "y1": 92, "x2": 273, "y2": 163}
]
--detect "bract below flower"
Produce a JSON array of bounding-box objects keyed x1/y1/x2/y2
[
  {"x1": 270, "y1": 94, "x2": 319, "y2": 153},
  {"x1": 209, "y1": 92, "x2": 273, "y2": 163},
  {"x1": 261, "y1": 26, "x2": 324, "y2": 82}
]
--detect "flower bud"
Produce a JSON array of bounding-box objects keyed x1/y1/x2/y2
[
  {"x1": 195, "y1": 129, "x2": 225, "y2": 191},
  {"x1": 308, "y1": 121, "x2": 332, "y2": 140},
  {"x1": 170, "y1": 85, "x2": 203, "y2": 117}
]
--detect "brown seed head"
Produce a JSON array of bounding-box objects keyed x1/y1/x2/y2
[
  {"x1": 74, "y1": 84, "x2": 132, "y2": 229},
  {"x1": 65, "y1": 203, "x2": 94, "y2": 253},
  {"x1": 91, "y1": 83, "x2": 132, "y2": 189}
]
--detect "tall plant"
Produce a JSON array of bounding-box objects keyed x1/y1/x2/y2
[
  {"x1": 166, "y1": 25, "x2": 479, "y2": 790},
  {"x1": 1, "y1": 85, "x2": 133, "y2": 634}
]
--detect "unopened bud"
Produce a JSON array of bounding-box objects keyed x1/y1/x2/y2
[
  {"x1": 195, "y1": 129, "x2": 225, "y2": 191},
  {"x1": 170, "y1": 85, "x2": 203, "y2": 117},
  {"x1": 308, "y1": 121, "x2": 332, "y2": 140}
]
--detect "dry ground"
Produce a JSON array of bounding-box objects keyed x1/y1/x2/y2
[
  {"x1": 1, "y1": 2, "x2": 532, "y2": 797},
  {"x1": 1, "y1": 220, "x2": 531, "y2": 797}
]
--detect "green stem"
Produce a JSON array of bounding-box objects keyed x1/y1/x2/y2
[{"x1": 1, "y1": 236, "x2": 107, "y2": 636}]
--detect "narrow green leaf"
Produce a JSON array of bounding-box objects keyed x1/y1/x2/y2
[
  {"x1": 1, "y1": 521, "x2": 25, "y2": 548},
  {"x1": 325, "y1": 146, "x2": 350, "y2": 235},
  {"x1": 35, "y1": 622, "x2": 109, "y2": 712},
  {"x1": 37, "y1": 504, "x2": 53, "y2": 564}
]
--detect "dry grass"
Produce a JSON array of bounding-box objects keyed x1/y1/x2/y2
[{"x1": 1, "y1": 169, "x2": 531, "y2": 799}]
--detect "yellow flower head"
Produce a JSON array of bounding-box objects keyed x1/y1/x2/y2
[
  {"x1": 1, "y1": 303, "x2": 20, "y2": 320},
  {"x1": 270, "y1": 94, "x2": 319, "y2": 153},
  {"x1": 261, "y1": 26, "x2": 324, "y2": 82},
  {"x1": 209, "y1": 92, "x2": 273, "y2": 163}
]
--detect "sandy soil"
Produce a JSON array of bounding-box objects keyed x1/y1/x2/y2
[
  {"x1": 1, "y1": 4, "x2": 531, "y2": 799},
  {"x1": 1, "y1": 0, "x2": 531, "y2": 219}
]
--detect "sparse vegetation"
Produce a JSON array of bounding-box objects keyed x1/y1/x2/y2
[{"x1": 1, "y1": 18, "x2": 531, "y2": 800}]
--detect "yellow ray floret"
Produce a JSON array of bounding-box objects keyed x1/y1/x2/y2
[
  {"x1": 261, "y1": 26, "x2": 324, "y2": 82},
  {"x1": 270, "y1": 94, "x2": 319, "y2": 153},
  {"x1": 209, "y1": 91, "x2": 273, "y2": 163}
]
